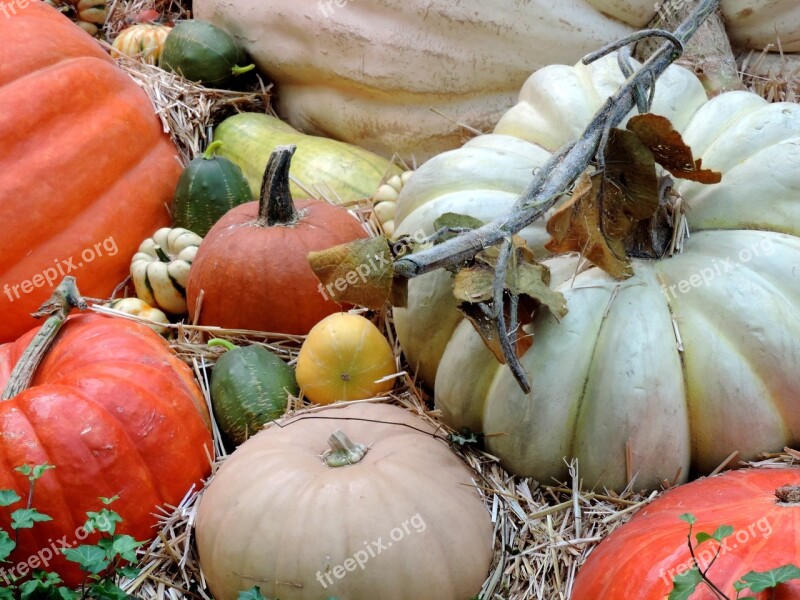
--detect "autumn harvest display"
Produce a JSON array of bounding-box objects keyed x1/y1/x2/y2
[{"x1": 1, "y1": 0, "x2": 800, "y2": 598}]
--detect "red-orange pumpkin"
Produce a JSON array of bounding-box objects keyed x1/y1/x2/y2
[
  {"x1": 0, "y1": 310, "x2": 212, "y2": 585},
  {"x1": 187, "y1": 145, "x2": 368, "y2": 335},
  {"x1": 572, "y1": 468, "x2": 800, "y2": 599},
  {"x1": 0, "y1": 2, "x2": 181, "y2": 342}
]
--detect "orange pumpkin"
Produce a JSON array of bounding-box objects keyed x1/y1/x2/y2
[
  {"x1": 187, "y1": 145, "x2": 368, "y2": 335},
  {"x1": 0, "y1": 2, "x2": 181, "y2": 342}
]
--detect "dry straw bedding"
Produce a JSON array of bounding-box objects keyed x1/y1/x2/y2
[{"x1": 81, "y1": 1, "x2": 800, "y2": 597}]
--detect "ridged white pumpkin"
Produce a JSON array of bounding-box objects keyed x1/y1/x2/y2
[
  {"x1": 393, "y1": 54, "x2": 800, "y2": 491},
  {"x1": 193, "y1": 0, "x2": 797, "y2": 159}
]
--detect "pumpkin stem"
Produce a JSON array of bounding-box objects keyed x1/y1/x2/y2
[
  {"x1": 257, "y1": 145, "x2": 299, "y2": 227},
  {"x1": 153, "y1": 245, "x2": 171, "y2": 263},
  {"x1": 776, "y1": 485, "x2": 800, "y2": 505},
  {"x1": 208, "y1": 338, "x2": 237, "y2": 352},
  {"x1": 1, "y1": 277, "x2": 87, "y2": 400},
  {"x1": 202, "y1": 140, "x2": 224, "y2": 160},
  {"x1": 323, "y1": 430, "x2": 368, "y2": 467},
  {"x1": 231, "y1": 64, "x2": 255, "y2": 76}
]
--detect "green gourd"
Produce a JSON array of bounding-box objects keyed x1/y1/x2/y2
[
  {"x1": 171, "y1": 141, "x2": 252, "y2": 236},
  {"x1": 209, "y1": 339, "x2": 299, "y2": 446},
  {"x1": 159, "y1": 19, "x2": 253, "y2": 85}
]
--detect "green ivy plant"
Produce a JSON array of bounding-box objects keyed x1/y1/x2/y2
[
  {"x1": 670, "y1": 513, "x2": 800, "y2": 600},
  {"x1": 0, "y1": 463, "x2": 144, "y2": 599}
]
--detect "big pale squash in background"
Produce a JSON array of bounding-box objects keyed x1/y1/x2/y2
[
  {"x1": 194, "y1": 0, "x2": 799, "y2": 159},
  {"x1": 0, "y1": 2, "x2": 181, "y2": 342}
]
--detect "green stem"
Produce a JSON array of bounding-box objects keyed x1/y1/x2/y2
[
  {"x1": 208, "y1": 338, "x2": 237, "y2": 352},
  {"x1": 1, "y1": 277, "x2": 87, "y2": 400},
  {"x1": 153, "y1": 245, "x2": 171, "y2": 263},
  {"x1": 202, "y1": 140, "x2": 224, "y2": 160},
  {"x1": 232, "y1": 63, "x2": 256, "y2": 76},
  {"x1": 257, "y1": 145, "x2": 299, "y2": 227},
  {"x1": 323, "y1": 430, "x2": 368, "y2": 467}
]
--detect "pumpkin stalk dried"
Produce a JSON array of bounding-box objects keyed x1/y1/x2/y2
[
  {"x1": 258, "y1": 145, "x2": 299, "y2": 226},
  {"x1": 323, "y1": 430, "x2": 369, "y2": 467}
]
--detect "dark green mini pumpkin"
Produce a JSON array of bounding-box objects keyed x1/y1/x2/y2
[
  {"x1": 172, "y1": 141, "x2": 252, "y2": 236},
  {"x1": 209, "y1": 339, "x2": 299, "y2": 446},
  {"x1": 159, "y1": 20, "x2": 254, "y2": 85}
]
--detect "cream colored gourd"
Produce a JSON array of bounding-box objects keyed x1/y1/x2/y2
[
  {"x1": 193, "y1": 0, "x2": 797, "y2": 159},
  {"x1": 393, "y1": 53, "x2": 800, "y2": 491},
  {"x1": 195, "y1": 402, "x2": 493, "y2": 600},
  {"x1": 111, "y1": 23, "x2": 172, "y2": 65}
]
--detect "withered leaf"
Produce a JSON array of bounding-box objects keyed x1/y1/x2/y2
[
  {"x1": 453, "y1": 263, "x2": 494, "y2": 304},
  {"x1": 308, "y1": 236, "x2": 397, "y2": 310},
  {"x1": 604, "y1": 128, "x2": 659, "y2": 221},
  {"x1": 626, "y1": 113, "x2": 722, "y2": 184},
  {"x1": 457, "y1": 301, "x2": 506, "y2": 364}
]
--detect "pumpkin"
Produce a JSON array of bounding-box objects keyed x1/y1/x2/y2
[
  {"x1": 105, "y1": 297, "x2": 169, "y2": 334},
  {"x1": 373, "y1": 170, "x2": 414, "y2": 237},
  {"x1": 393, "y1": 53, "x2": 800, "y2": 491},
  {"x1": 111, "y1": 23, "x2": 172, "y2": 65},
  {"x1": 0, "y1": 281, "x2": 212, "y2": 586},
  {"x1": 171, "y1": 141, "x2": 252, "y2": 236},
  {"x1": 195, "y1": 402, "x2": 493, "y2": 600},
  {"x1": 193, "y1": 0, "x2": 798, "y2": 159},
  {"x1": 209, "y1": 339, "x2": 298, "y2": 446},
  {"x1": 131, "y1": 227, "x2": 203, "y2": 316},
  {"x1": 572, "y1": 467, "x2": 800, "y2": 599},
  {"x1": 159, "y1": 19, "x2": 253, "y2": 85},
  {"x1": 0, "y1": 2, "x2": 181, "y2": 343},
  {"x1": 187, "y1": 146, "x2": 369, "y2": 335},
  {"x1": 213, "y1": 112, "x2": 401, "y2": 204},
  {"x1": 296, "y1": 313, "x2": 396, "y2": 405}
]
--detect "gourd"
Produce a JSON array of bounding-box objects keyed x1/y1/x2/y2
[
  {"x1": 295, "y1": 313, "x2": 396, "y2": 405},
  {"x1": 0, "y1": 1, "x2": 181, "y2": 343},
  {"x1": 209, "y1": 339, "x2": 298, "y2": 446},
  {"x1": 213, "y1": 113, "x2": 401, "y2": 204},
  {"x1": 171, "y1": 141, "x2": 252, "y2": 236},
  {"x1": 195, "y1": 402, "x2": 494, "y2": 600},
  {"x1": 186, "y1": 146, "x2": 369, "y2": 335},
  {"x1": 44, "y1": 0, "x2": 108, "y2": 35},
  {"x1": 393, "y1": 53, "x2": 800, "y2": 491},
  {"x1": 105, "y1": 297, "x2": 169, "y2": 334},
  {"x1": 111, "y1": 23, "x2": 172, "y2": 65},
  {"x1": 130, "y1": 227, "x2": 203, "y2": 315},
  {"x1": 0, "y1": 280, "x2": 212, "y2": 586},
  {"x1": 159, "y1": 19, "x2": 253, "y2": 85},
  {"x1": 572, "y1": 467, "x2": 800, "y2": 598},
  {"x1": 193, "y1": 0, "x2": 799, "y2": 159}
]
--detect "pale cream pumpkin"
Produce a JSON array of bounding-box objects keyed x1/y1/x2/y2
[
  {"x1": 195, "y1": 402, "x2": 494, "y2": 600},
  {"x1": 393, "y1": 53, "x2": 800, "y2": 491},
  {"x1": 193, "y1": 0, "x2": 797, "y2": 159}
]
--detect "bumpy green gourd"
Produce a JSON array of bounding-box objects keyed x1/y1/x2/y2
[
  {"x1": 172, "y1": 141, "x2": 252, "y2": 236},
  {"x1": 209, "y1": 340, "x2": 299, "y2": 446}
]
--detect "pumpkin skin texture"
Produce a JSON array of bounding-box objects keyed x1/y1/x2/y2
[
  {"x1": 393, "y1": 55, "x2": 800, "y2": 491},
  {"x1": 186, "y1": 147, "x2": 369, "y2": 335},
  {"x1": 0, "y1": 313, "x2": 212, "y2": 586},
  {"x1": 195, "y1": 402, "x2": 494, "y2": 600},
  {"x1": 572, "y1": 468, "x2": 800, "y2": 599},
  {"x1": 213, "y1": 112, "x2": 401, "y2": 204},
  {"x1": 295, "y1": 313, "x2": 396, "y2": 405},
  {"x1": 111, "y1": 23, "x2": 172, "y2": 64},
  {"x1": 193, "y1": 0, "x2": 798, "y2": 159},
  {"x1": 0, "y1": 2, "x2": 181, "y2": 343}
]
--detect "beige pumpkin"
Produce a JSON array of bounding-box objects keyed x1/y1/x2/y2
[
  {"x1": 193, "y1": 0, "x2": 798, "y2": 159},
  {"x1": 111, "y1": 23, "x2": 172, "y2": 65},
  {"x1": 195, "y1": 402, "x2": 494, "y2": 600}
]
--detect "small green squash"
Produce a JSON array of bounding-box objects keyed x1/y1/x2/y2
[
  {"x1": 212, "y1": 113, "x2": 401, "y2": 204},
  {"x1": 209, "y1": 339, "x2": 299, "y2": 446},
  {"x1": 159, "y1": 20, "x2": 253, "y2": 85},
  {"x1": 171, "y1": 141, "x2": 252, "y2": 236}
]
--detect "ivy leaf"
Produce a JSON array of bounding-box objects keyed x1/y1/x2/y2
[
  {"x1": 99, "y1": 496, "x2": 119, "y2": 506},
  {"x1": 627, "y1": 113, "x2": 722, "y2": 183},
  {"x1": 86, "y1": 579, "x2": 131, "y2": 599},
  {"x1": 11, "y1": 508, "x2": 52, "y2": 530},
  {"x1": 0, "y1": 589, "x2": 14, "y2": 600},
  {"x1": 679, "y1": 513, "x2": 697, "y2": 525},
  {"x1": 62, "y1": 545, "x2": 110, "y2": 574},
  {"x1": 0, "y1": 530, "x2": 16, "y2": 562},
  {"x1": 15, "y1": 463, "x2": 54, "y2": 481},
  {"x1": 116, "y1": 565, "x2": 141, "y2": 580},
  {"x1": 696, "y1": 524, "x2": 734, "y2": 546},
  {"x1": 432, "y1": 213, "x2": 485, "y2": 245},
  {"x1": 110, "y1": 535, "x2": 145, "y2": 563},
  {"x1": 238, "y1": 587, "x2": 269, "y2": 600},
  {"x1": 734, "y1": 565, "x2": 800, "y2": 593},
  {"x1": 55, "y1": 589, "x2": 79, "y2": 600},
  {"x1": 668, "y1": 567, "x2": 703, "y2": 600},
  {"x1": 308, "y1": 236, "x2": 396, "y2": 310},
  {"x1": 85, "y1": 508, "x2": 123, "y2": 536},
  {"x1": 0, "y1": 490, "x2": 21, "y2": 507}
]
